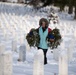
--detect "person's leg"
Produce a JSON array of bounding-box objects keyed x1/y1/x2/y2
[{"x1": 43, "y1": 50, "x2": 48, "y2": 65}]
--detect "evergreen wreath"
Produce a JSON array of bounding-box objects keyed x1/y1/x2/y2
[
  {"x1": 48, "y1": 28, "x2": 62, "y2": 49},
  {"x1": 26, "y1": 28, "x2": 40, "y2": 47}
]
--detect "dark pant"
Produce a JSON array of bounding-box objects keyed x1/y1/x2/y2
[{"x1": 38, "y1": 47, "x2": 48, "y2": 65}]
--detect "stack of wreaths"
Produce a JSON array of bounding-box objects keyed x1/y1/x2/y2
[
  {"x1": 26, "y1": 28, "x2": 62, "y2": 49},
  {"x1": 48, "y1": 12, "x2": 59, "y2": 24}
]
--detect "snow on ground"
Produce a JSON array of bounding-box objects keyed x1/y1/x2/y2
[{"x1": 0, "y1": 2, "x2": 76, "y2": 75}]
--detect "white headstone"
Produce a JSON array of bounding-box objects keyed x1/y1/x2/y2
[
  {"x1": 20, "y1": 36, "x2": 24, "y2": 44},
  {"x1": 19, "y1": 44, "x2": 26, "y2": 62},
  {"x1": 12, "y1": 40, "x2": 17, "y2": 52},
  {"x1": 3, "y1": 30, "x2": 8, "y2": 41},
  {"x1": 33, "y1": 49, "x2": 44, "y2": 75},
  {"x1": 59, "y1": 50, "x2": 68, "y2": 75},
  {"x1": 25, "y1": 39, "x2": 30, "y2": 52},
  {"x1": 53, "y1": 48, "x2": 59, "y2": 61},
  {"x1": 53, "y1": 41, "x2": 65, "y2": 61},
  {"x1": 67, "y1": 40, "x2": 74, "y2": 61},
  {"x1": 74, "y1": 29, "x2": 76, "y2": 38},
  {"x1": 61, "y1": 41, "x2": 65, "y2": 50},
  {"x1": 0, "y1": 51, "x2": 12, "y2": 75},
  {"x1": 0, "y1": 44, "x2": 5, "y2": 54}
]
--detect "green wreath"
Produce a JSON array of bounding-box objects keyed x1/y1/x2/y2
[
  {"x1": 48, "y1": 28, "x2": 62, "y2": 49},
  {"x1": 26, "y1": 28, "x2": 40, "y2": 47}
]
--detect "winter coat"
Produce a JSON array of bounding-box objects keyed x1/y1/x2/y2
[{"x1": 36, "y1": 26, "x2": 54, "y2": 50}]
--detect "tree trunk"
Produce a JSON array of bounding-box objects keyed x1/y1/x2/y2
[
  {"x1": 68, "y1": 0, "x2": 73, "y2": 14},
  {"x1": 43, "y1": 0, "x2": 52, "y2": 7},
  {"x1": 2, "y1": 0, "x2": 6, "y2": 2},
  {"x1": 18, "y1": 0, "x2": 23, "y2": 3},
  {"x1": 68, "y1": 5, "x2": 73, "y2": 14},
  {"x1": 74, "y1": 5, "x2": 76, "y2": 19},
  {"x1": 59, "y1": 5, "x2": 65, "y2": 11}
]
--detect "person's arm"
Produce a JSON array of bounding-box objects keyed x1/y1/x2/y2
[
  {"x1": 48, "y1": 33, "x2": 54, "y2": 41},
  {"x1": 48, "y1": 28, "x2": 55, "y2": 42}
]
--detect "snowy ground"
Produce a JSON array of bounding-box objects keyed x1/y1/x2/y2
[{"x1": 0, "y1": 2, "x2": 76, "y2": 75}]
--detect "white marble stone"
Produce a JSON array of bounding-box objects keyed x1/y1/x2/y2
[
  {"x1": 25, "y1": 39, "x2": 30, "y2": 52},
  {"x1": 67, "y1": 41, "x2": 74, "y2": 62},
  {"x1": 19, "y1": 44, "x2": 26, "y2": 62},
  {"x1": 0, "y1": 51, "x2": 12, "y2": 75},
  {"x1": 33, "y1": 49, "x2": 44, "y2": 75},
  {"x1": 12, "y1": 40, "x2": 17, "y2": 52},
  {"x1": 53, "y1": 48, "x2": 59, "y2": 61},
  {"x1": 59, "y1": 50, "x2": 68, "y2": 75},
  {"x1": 0, "y1": 43, "x2": 5, "y2": 54}
]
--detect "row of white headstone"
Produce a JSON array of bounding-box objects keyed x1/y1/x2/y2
[
  {"x1": 0, "y1": 42, "x2": 69, "y2": 75},
  {"x1": 33, "y1": 47, "x2": 68, "y2": 75},
  {"x1": 53, "y1": 42, "x2": 74, "y2": 62},
  {"x1": 0, "y1": 3, "x2": 75, "y2": 33},
  {"x1": 11, "y1": 32, "x2": 76, "y2": 75},
  {"x1": 0, "y1": 6, "x2": 76, "y2": 45},
  {"x1": 0, "y1": 13, "x2": 32, "y2": 43},
  {"x1": 0, "y1": 0, "x2": 26, "y2": 3},
  {"x1": 54, "y1": 32, "x2": 76, "y2": 62},
  {"x1": 34, "y1": 33, "x2": 76, "y2": 75},
  {"x1": 0, "y1": 44, "x2": 12, "y2": 75},
  {"x1": 53, "y1": 37, "x2": 76, "y2": 75}
]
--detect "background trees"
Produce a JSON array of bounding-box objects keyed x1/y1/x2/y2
[
  {"x1": 36, "y1": 0, "x2": 76, "y2": 19},
  {"x1": 0, "y1": 0, "x2": 76, "y2": 19}
]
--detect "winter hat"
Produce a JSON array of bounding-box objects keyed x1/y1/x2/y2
[{"x1": 39, "y1": 18, "x2": 49, "y2": 28}]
